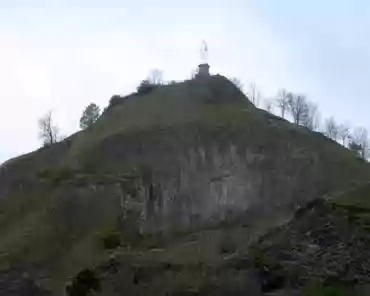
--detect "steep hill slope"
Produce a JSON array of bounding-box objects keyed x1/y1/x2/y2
[{"x1": 0, "y1": 75, "x2": 369, "y2": 295}]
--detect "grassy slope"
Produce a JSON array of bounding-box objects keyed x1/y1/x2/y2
[
  {"x1": 0, "y1": 76, "x2": 370, "y2": 294},
  {"x1": 331, "y1": 182, "x2": 370, "y2": 234}
]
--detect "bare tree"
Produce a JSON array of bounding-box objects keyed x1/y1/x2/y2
[
  {"x1": 350, "y1": 127, "x2": 369, "y2": 159},
  {"x1": 248, "y1": 82, "x2": 261, "y2": 107},
  {"x1": 287, "y1": 93, "x2": 307, "y2": 124},
  {"x1": 263, "y1": 98, "x2": 273, "y2": 113},
  {"x1": 324, "y1": 117, "x2": 338, "y2": 140},
  {"x1": 301, "y1": 101, "x2": 320, "y2": 131},
  {"x1": 275, "y1": 88, "x2": 289, "y2": 118},
  {"x1": 38, "y1": 110, "x2": 60, "y2": 146},
  {"x1": 148, "y1": 69, "x2": 163, "y2": 85},
  {"x1": 337, "y1": 123, "x2": 350, "y2": 146}
]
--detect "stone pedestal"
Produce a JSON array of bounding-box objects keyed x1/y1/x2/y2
[{"x1": 197, "y1": 63, "x2": 210, "y2": 77}]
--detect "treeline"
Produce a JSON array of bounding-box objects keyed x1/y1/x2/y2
[{"x1": 231, "y1": 79, "x2": 369, "y2": 159}]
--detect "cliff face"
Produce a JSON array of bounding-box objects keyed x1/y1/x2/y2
[
  {"x1": 89, "y1": 123, "x2": 348, "y2": 235},
  {"x1": 0, "y1": 75, "x2": 369, "y2": 294},
  {"x1": 73, "y1": 112, "x2": 369, "y2": 235}
]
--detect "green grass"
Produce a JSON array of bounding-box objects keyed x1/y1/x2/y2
[
  {"x1": 38, "y1": 166, "x2": 75, "y2": 185},
  {"x1": 303, "y1": 285, "x2": 353, "y2": 296},
  {"x1": 333, "y1": 183, "x2": 370, "y2": 208}
]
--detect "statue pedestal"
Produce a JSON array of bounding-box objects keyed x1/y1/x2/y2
[{"x1": 197, "y1": 63, "x2": 210, "y2": 77}]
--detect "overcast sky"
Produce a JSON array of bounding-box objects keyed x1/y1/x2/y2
[{"x1": 1, "y1": 0, "x2": 370, "y2": 163}]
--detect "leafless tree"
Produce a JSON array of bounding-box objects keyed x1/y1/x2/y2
[
  {"x1": 324, "y1": 117, "x2": 339, "y2": 140},
  {"x1": 301, "y1": 101, "x2": 320, "y2": 131},
  {"x1": 350, "y1": 127, "x2": 369, "y2": 159},
  {"x1": 190, "y1": 69, "x2": 197, "y2": 79},
  {"x1": 337, "y1": 123, "x2": 350, "y2": 146},
  {"x1": 263, "y1": 98, "x2": 273, "y2": 113},
  {"x1": 38, "y1": 110, "x2": 60, "y2": 146},
  {"x1": 287, "y1": 93, "x2": 307, "y2": 124},
  {"x1": 248, "y1": 82, "x2": 261, "y2": 107},
  {"x1": 148, "y1": 69, "x2": 163, "y2": 85},
  {"x1": 275, "y1": 88, "x2": 289, "y2": 118}
]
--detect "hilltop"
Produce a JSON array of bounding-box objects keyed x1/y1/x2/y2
[{"x1": 0, "y1": 74, "x2": 370, "y2": 295}]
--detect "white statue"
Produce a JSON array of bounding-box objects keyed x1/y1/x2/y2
[{"x1": 200, "y1": 40, "x2": 209, "y2": 64}]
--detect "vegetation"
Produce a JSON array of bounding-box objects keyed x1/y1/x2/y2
[
  {"x1": 229, "y1": 77, "x2": 370, "y2": 159},
  {"x1": 136, "y1": 69, "x2": 163, "y2": 95},
  {"x1": 98, "y1": 230, "x2": 121, "y2": 250},
  {"x1": 38, "y1": 110, "x2": 60, "y2": 146},
  {"x1": 66, "y1": 268, "x2": 101, "y2": 296},
  {"x1": 136, "y1": 79, "x2": 159, "y2": 95},
  {"x1": 5, "y1": 73, "x2": 370, "y2": 295},
  {"x1": 230, "y1": 77, "x2": 243, "y2": 91},
  {"x1": 38, "y1": 166, "x2": 75, "y2": 185},
  {"x1": 301, "y1": 281, "x2": 354, "y2": 296},
  {"x1": 247, "y1": 82, "x2": 261, "y2": 107},
  {"x1": 80, "y1": 103, "x2": 100, "y2": 129},
  {"x1": 250, "y1": 247, "x2": 285, "y2": 285}
]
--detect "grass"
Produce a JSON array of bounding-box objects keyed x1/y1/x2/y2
[
  {"x1": 330, "y1": 183, "x2": 370, "y2": 233},
  {"x1": 38, "y1": 166, "x2": 75, "y2": 185},
  {"x1": 333, "y1": 183, "x2": 370, "y2": 208},
  {"x1": 302, "y1": 281, "x2": 355, "y2": 296}
]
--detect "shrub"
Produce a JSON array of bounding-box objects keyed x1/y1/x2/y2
[
  {"x1": 109, "y1": 94, "x2": 122, "y2": 105},
  {"x1": 136, "y1": 79, "x2": 159, "y2": 95},
  {"x1": 250, "y1": 247, "x2": 286, "y2": 292},
  {"x1": 98, "y1": 230, "x2": 121, "y2": 250},
  {"x1": 38, "y1": 167, "x2": 74, "y2": 185},
  {"x1": 102, "y1": 232, "x2": 121, "y2": 249},
  {"x1": 66, "y1": 268, "x2": 101, "y2": 296}
]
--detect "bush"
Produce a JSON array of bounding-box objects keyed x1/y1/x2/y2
[
  {"x1": 66, "y1": 268, "x2": 101, "y2": 296},
  {"x1": 109, "y1": 94, "x2": 132, "y2": 108},
  {"x1": 250, "y1": 247, "x2": 286, "y2": 292},
  {"x1": 101, "y1": 232, "x2": 121, "y2": 249},
  {"x1": 136, "y1": 79, "x2": 159, "y2": 95},
  {"x1": 38, "y1": 167, "x2": 74, "y2": 185},
  {"x1": 97, "y1": 228, "x2": 121, "y2": 250}
]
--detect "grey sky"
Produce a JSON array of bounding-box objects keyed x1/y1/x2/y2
[{"x1": 1, "y1": 0, "x2": 369, "y2": 163}]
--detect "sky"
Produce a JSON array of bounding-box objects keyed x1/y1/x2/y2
[{"x1": 1, "y1": 0, "x2": 370, "y2": 163}]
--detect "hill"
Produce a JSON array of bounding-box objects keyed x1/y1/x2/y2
[{"x1": 0, "y1": 75, "x2": 370, "y2": 295}]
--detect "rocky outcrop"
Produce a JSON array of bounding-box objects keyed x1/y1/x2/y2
[
  {"x1": 251, "y1": 197, "x2": 370, "y2": 288},
  {"x1": 0, "y1": 268, "x2": 51, "y2": 296},
  {"x1": 84, "y1": 119, "x2": 366, "y2": 235}
]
